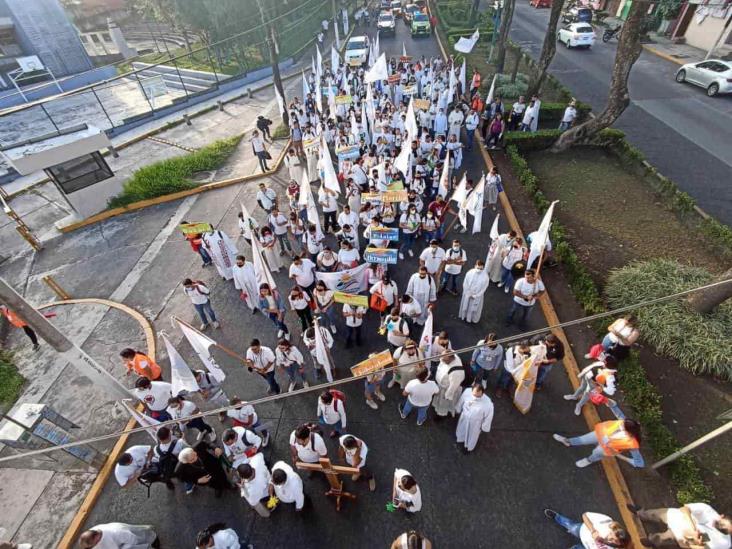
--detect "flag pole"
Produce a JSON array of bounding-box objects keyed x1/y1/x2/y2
[{"x1": 174, "y1": 315, "x2": 250, "y2": 365}]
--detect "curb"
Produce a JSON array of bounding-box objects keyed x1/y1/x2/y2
[
  {"x1": 642, "y1": 44, "x2": 685, "y2": 66},
  {"x1": 430, "y1": 14, "x2": 648, "y2": 546}
]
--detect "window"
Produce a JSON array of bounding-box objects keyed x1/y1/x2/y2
[{"x1": 46, "y1": 152, "x2": 113, "y2": 194}]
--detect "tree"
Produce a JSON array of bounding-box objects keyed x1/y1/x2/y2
[
  {"x1": 686, "y1": 267, "x2": 732, "y2": 314},
  {"x1": 469, "y1": 0, "x2": 481, "y2": 24},
  {"x1": 526, "y1": 0, "x2": 567, "y2": 99},
  {"x1": 495, "y1": 0, "x2": 517, "y2": 73},
  {"x1": 550, "y1": 1, "x2": 647, "y2": 152}
]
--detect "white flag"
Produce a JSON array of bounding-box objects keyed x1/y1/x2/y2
[
  {"x1": 328, "y1": 85, "x2": 337, "y2": 123},
  {"x1": 331, "y1": 46, "x2": 340, "y2": 73},
  {"x1": 394, "y1": 146, "x2": 411, "y2": 178},
  {"x1": 121, "y1": 399, "x2": 160, "y2": 441},
  {"x1": 455, "y1": 28, "x2": 480, "y2": 53},
  {"x1": 486, "y1": 213, "x2": 502, "y2": 266},
  {"x1": 316, "y1": 44, "x2": 323, "y2": 78},
  {"x1": 360, "y1": 100, "x2": 371, "y2": 145},
  {"x1": 419, "y1": 311, "x2": 434, "y2": 358},
  {"x1": 274, "y1": 85, "x2": 286, "y2": 118},
  {"x1": 466, "y1": 174, "x2": 486, "y2": 234},
  {"x1": 450, "y1": 173, "x2": 469, "y2": 205},
  {"x1": 486, "y1": 74, "x2": 497, "y2": 105},
  {"x1": 438, "y1": 150, "x2": 450, "y2": 198},
  {"x1": 365, "y1": 82, "x2": 376, "y2": 125},
  {"x1": 319, "y1": 137, "x2": 340, "y2": 194},
  {"x1": 315, "y1": 80, "x2": 323, "y2": 112},
  {"x1": 300, "y1": 170, "x2": 324, "y2": 239},
  {"x1": 365, "y1": 53, "x2": 388, "y2": 84},
  {"x1": 313, "y1": 317, "x2": 333, "y2": 382},
  {"x1": 405, "y1": 97, "x2": 418, "y2": 140},
  {"x1": 302, "y1": 69, "x2": 309, "y2": 101},
  {"x1": 402, "y1": 42, "x2": 407, "y2": 58},
  {"x1": 315, "y1": 262, "x2": 369, "y2": 293},
  {"x1": 527, "y1": 200, "x2": 558, "y2": 269},
  {"x1": 459, "y1": 59, "x2": 466, "y2": 97},
  {"x1": 175, "y1": 317, "x2": 226, "y2": 381},
  {"x1": 335, "y1": 15, "x2": 341, "y2": 49},
  {"x1": 342, "y1": 7, "x2": 349, "y2": 35},
  {"x1": 350, "y1": 110, "x2": 361, "y2": 144},
  {"x1": 250, "y1": 231, "x2": 278, "y2": 291},
  {"x1": 490, "y1": 213, "x2": 501, "y2": 240},
  {"x1": 311, "y1": 55, "x2": 316, "y2": 76},
  {"x1": 162, "y1": 334, "x2": 200, "y2": 397},
  {"x1": 240, "y1": 202, "x2": 257, "y2": 241}
]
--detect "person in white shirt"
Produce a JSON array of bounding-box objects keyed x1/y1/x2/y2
[
  {"x1": 338, "y1": 435, "x2": 375, "y2": 491},
  {"x1": 166, "y1": 396, "x2": 216, "y2": 443},
  {"x1": 183, "y1": 279, "x2": 219, "y2": 330},
  {"x1": 132, "y1": 377, "x2": 173, "y2": 421},
  {"x1": 406, "y1": 266, "x2": 437, "y2": 325},
  {"x1": 318, "y1": 187, "x2": 339, "y2": 234},
  {"x1": 432, "y1": 353, "x2": 465, "y2": 417},
  {"x1": 317, "y1": 390, "x2": 347, "y2": 437},
  {"x1": 270, "y1": 461, "x2": 305, "y2": 511},
  {"x1": 151, "y1": 426, "x2": 186, "y2": 489},
  {"x1": 337, "y1": 240, "x2": 360, "y2": 269},
  {"x1": 506, "y1": 269, "x2": 545, "y2": 329},
  {"x1": 303, "y1": 224, "x2": 324, "y2": 261},
  {"x1": 381, "y1": 308, "x2": 410, "y2": 351},
  {"x1": 459, "y1": 260, "x2": 490, "y2": 324},
  {"x1": 225, "y1": 397, "x2": 270, "y2": 445},
  {"x1": 559, "y1": 100, "x2": 577, "y2": 132},
  {"x1": 544, "y1": 509, "x2": 629, "y2": 549},
  {"x1": 256, "y1": 182, "x2": 277, "y2": 213},
  {"x1": 465, "y1": 109, "x2": 480, "y2": 151},
  {"x1": 289, "y1": 424, "x2": 328, "y2": 464},
  {"x1": 342, "y1": 303, "x2": 366, "y2": 347},
  {"x1": 498, "y1": 237, "x2": 525, "y2": 292},
  {"x1": 302, "y1": 325, "x2": 333, "y2": 379},
  {"x1": 447, "y1": 107, "x2": 464, "y2": 139},
  {"x1": 114, "y1": 445, "x2": 151, "y2": 488},
  {"x1": 400, "y1": 368, "x2": 439, "y2": 426},
  {"x1": 433, "y1": 108, "x2": 448, "y2": 136},
  {"x1": 251, "y1": 130, "x2": 270, "y2": 172},
  {"x1": 217, "y1": 426, "x2": 262, "y2": 469},
  {"x1": 232, "y1": 255, "x2": 259, "y2": 314},
  {"x1": 398, "y1": 294, "x2": 422, "y2": 327},
  {"x1": 79, "y1": 523, "x2": 158, "y2": 549},
  {"x1": 267, "y1": 207, "x2": 293, "y2": 257},
  {"x1": 370, "y1": 275, "x2": 399, "y2": 318},
  {"x1": 289, "y1": 256, "x2": 317, "y2": 292},
  {"x1": 419, "y1": 240, "x2": 446, "y2": 276},
  {"x1": 284, "y1": 148, "x2": 304, "y2": 182},
  {"x1": 631, "y1": 503, "x2": 731, "y2": 549},
  {"x1": 194, "y1": 523, "x2": 241, "y2": 549},
  {"x1": 336, "y1": 224, "x2": 360, "y2": 251},
  {"x1": 338, "y1": 205, "x2": 359, "y2": 234},
  {"x1": 440, "y1": 239, "x2": 467, "y2": 295},
  {"x1": 236, "y1": 453, "x2": 272, "y2": 517},
  {"x1": 392, "y1": 468, "x2": 422, "y2": 513},
  {"x1": 245, "y1": 339, "x2": 281, "y2": 395},
  {"x1": 275, "y1": 338, "x2": 308, "y2": 392},
  {"x1": 455, "y1": 383, "x2": 494, "y2": 452}
]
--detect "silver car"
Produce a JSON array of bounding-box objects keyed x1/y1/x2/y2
[{"x1": 675, "y1": 59, "x2": 732, "y2": 97}]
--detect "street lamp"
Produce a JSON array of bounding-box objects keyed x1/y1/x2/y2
[{"x1": 488, "y1": 0, "x2": 504, "y2": 63}]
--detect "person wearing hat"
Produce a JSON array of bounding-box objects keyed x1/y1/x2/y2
[{"x1": 559, "y1": 99, "x2": 578, "y2": 132}]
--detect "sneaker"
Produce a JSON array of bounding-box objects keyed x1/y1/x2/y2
[
  {"x1": 552, "y1": 434, "x2": 571, "y2": 447},
  {"x1": 32, "y1": 344, "x2": 40, "y2": 351},
  {"x1": 303, "y1": 381, "x2": 310, "y2": 388},
  {"x1": 504, "y1": 286, "x2": 510, "y2": 293},
  {"x1": 368, "y1": 477, "x2": 376, "y2": 492},
  {"x1": 416, "y1": 419, "x2": 426, "y2": 426},
  {"x1": 277, "y1": 329, "x2": 283, "y2": 338},
  {"x1": 563, "y1": 394, "x2": 576, "y2": 400},
  {"x1": 574, "y1": 404, "x2": 583, "y2": 416},
  {"x1": 399, "y1": 252, "x2": 405, "y2": 260},
  {"x1": 496, "y1": 282, "x2": 504, "y2": 288},
  {"x1": 200, "y1": 323, "x2": 209, "y2": 330},
  {"x1": 408, "y1": 250, "x2": 414, "y2": 257},
  {"x1": 288, "y1": 382, "x2": 296, "y2": 392},
  {"x1": 375, "y1": 391, "x2": 386, "y2": 402},
  {"x1": 330, "y1": 325, "x2": 337, "y2": 334},
  {"x1": 207, "y1": 427, "x2": 217, "y2": 442},
  {"x1": 543, "y1": 508, "x2": 558, "y2": 520},
  {"x1": 366, "y1": 399, "x2": 378, "y2": 410},
  {"x1": 575, "y1": 458, "x2": 592, "y2": 468},
  {"x1": 186, "y1": 485, "x2": 195, "y2": 495},
  {"x1": 262, "y1": 431, "x2": 270, "y2": 447},
  {"x1": 398, "y1": 404, "x2": 406, "y2": 419},
  {"x1": 212, "y1": 321, "x2": 220, "y2": 329},
  {"x1": 583, "y1": 353, "x2": 593, "y2": 359}
]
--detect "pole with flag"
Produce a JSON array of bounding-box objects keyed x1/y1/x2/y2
[
  {"x1": 301, "y1": 69, "x2": 309, "y2": 101},
  {"x1": 405, "y1": 97, "x2": 418, "y2": 139},
  {"x1": 161, "y1": 333, "x2": 201, "y2": 397},
  {"x1": 250, "y1": 232, "x2": 279, "y2": 290},
  {"x1": 365, "y1": 53, "x2": 388, "y2": 84},
  {"x1": 450, "y1": 173, "x2": 469, "y2": 229},
  {"x1": 299, "y1": 170, "x2": 325, "y2": 240},
  {"x1": 331, "y1": 45, "x2": 340, "y2": 72},
  {"x1": 527, "y1": 200, "x2": 558, "y2": 275},
  {"x1": 121, "y1": 399, "x2": 160, "y2": 441},
  {"x1": 274, "y1": 85, "x2": 286, "y2": 122},
  {"x1": 313, "y1": 317, "x2": 334, "y2": 382},
  {"x1": 418, "y1": 310, "x2": 434, "y2": 360},
  {"x1": 465, "y1": 174, "x2": 486, "y2": 234},
  {"x1": 459, "y1": 58, "x2": 466, "y2": 99},
  {"x1": 319, "y1": 138, "x2": 340, "y2": 194},
  {"x1": 174, "y1": 316, "x2": 229, "y2": 381},
  {"x1": 438, "y1": 149, "x2": 450, "y2": 198},
  {"x1": 485, "y1": 73, "x2": 497, "y2": 106}
]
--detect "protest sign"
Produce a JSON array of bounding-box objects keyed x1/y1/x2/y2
[
  {"x1": 387, "y1": 74, "x2": 401, "y2": 85},
  {"x1": 334, "y1": 94, "x2": 353, "y2": 105},
  {"x1": 370, "y1": 227, "x2": 399, "y2": 241},
  {"x1": 383, "y1": 189, "x2": 408, "y2": 202},
  {"x1": 315, "y1": 263, "x2": 369, "y2": 293},
  {"x1": 402, "y1": 84, "x2": 417, "y2": 96},
  {"x1": 334, "y1": 292, "x2": 369, "y2": 307},
  {"x1": 351, "y1": 349, "x2": 393, "y2": 377},
  {"x1": 364, "y1": 247, "x2": 399, "y2": 265},
  {"x1": 336, "y1": 144, "x2": 361, "y2": 161},
  {"x1": 179, "y1": 222, "x2": 213, "y2": 235},
  {"x1": 361, "y1": 192, "x2": 382, "y2": 205},
  {"x1": 414, "y1": 98, "x2": 430, "y2": 110}
]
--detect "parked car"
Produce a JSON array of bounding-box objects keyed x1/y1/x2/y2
[
  {"x1": 390, "y1": 0, "x2": 403, "y2": 16},
  {"x1": 675, "y1": 59, "x2": 732, "y2": 97},
  {"x1": 557, "y1": 23, "x2": 595, "y2": 49},
  {"x1": 562, "y1": 6, "x2": 593, "y2": 23},
  {"x1": 411, "y1": 12, "x2": 431, "y2": 36},
  {"x1": 378, "y1": 11, "x2": 396, "y2": 35},
  {"x1": 403, "y1": 3, "x2": 420, "y2": 23},
  {"x1": 344, "y1": 35, "x2": 370, "y2": 66}
]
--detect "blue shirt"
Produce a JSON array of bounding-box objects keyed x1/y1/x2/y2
[{"x1": 471, "y1": 342, "x2": 504, "y2": 371}]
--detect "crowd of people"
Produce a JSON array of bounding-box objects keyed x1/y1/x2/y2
[{"x1": 74, "y1": 36, "x2": 730, "y2": 549}]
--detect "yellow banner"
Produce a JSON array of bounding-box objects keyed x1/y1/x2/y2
[
  {"x1": 414, "y1": 98, "x2": 430, "y2": 110},
  {"x1": 334, "y1": 291, "x2": 368, "y2": 307},
  {"x1": 334, "y1": 94, "x2": 353, "y2": 105},
  {"x1": 351, "y1": 349, "x2": 393, "y2": 377},
  {"x1": 180, "y1": 222, "x2": 213, "y2": 235}
]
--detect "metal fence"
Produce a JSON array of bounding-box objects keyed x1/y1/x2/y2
[{"x1": 0, "y1": 0, "x2": 348, "y2": 149}]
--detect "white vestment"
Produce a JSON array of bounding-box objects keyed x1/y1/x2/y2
[
  {"x1": 89, "y1": 522, "x2": 157, "y2": 549},
  {"x1": 271, "y1": 461, "x2": 305, "y2": 509},
  {"x1": 432, "y1": 357, "x2": 465, "y2": 417},
  {"x1": 203, "y1": 230, "x2": 238, "y2": 280},
  {"x1": 455, "y1": 389, "x2": 494, "y2": 451},
  {"x1": 232, "y1": 262, "x2": 259, "y2": 311},
  {"x1": 459, "y1": 268, "x2": 490, "y2": 323},
  {"x1": 487, "y1": 234, "x2": 510, "y2": 283},
  {"x1": 406, "y1": 273, "x2": 436, "y2": 325}
]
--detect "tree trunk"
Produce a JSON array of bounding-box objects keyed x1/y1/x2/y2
[
  {"x1": 526, "y1": 0, "x2": 566, "y2": 98},
  {"x1": 269, "y1": 26, "x2": 289, "y2": 127},
  {"x1": 550, "y1": 1, "x2": 646, "y2": 153},
  {"x1": 686, "y1": 267, "x2": 732, "y2": 314},
  {"x1": 469, "y1": 0, "x2": 481, "y2": 24},
  {"x1": 510, "y1": 43, "x2": 521, "y2": 83},
  {"x1": 495, "y1": 0, "x2": 517, "y2": 73}
]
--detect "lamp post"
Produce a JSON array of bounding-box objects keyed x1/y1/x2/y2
[{"x1": 488, "y1": 0, "x2": 504, "y2": 63}]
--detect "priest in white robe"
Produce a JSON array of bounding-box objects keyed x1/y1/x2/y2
[
  {"x1": 270, "y1": 460, "x2": 305, "y2": 511},
  {"x1": 432, "y1": 353, "x2": 465, "y2": 417},
  {"x1": 203, "y1": 229, "x2": 238, "y2": 280},
  {"x1": 459, "y1": 260, "x2": 490, "y2": 323},
  {"x1": 232, "y1": 255, "x2": 260, "y2": 313},
  {"x1": 487, "y1": 231, "x2": 514, "y2": 283},
  {"x1": 406, "y1": 266, "x2": 437, "y2": 325},
  {"x1": 79, "y1": 522, "x2": 157, "y2": 549},
  {"x1": 455, "y1": 384, "x2": 494, "y2": 452}
]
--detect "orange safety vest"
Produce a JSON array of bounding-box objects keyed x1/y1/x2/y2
[
  {"x1": 595, "y1": 420, "x2": 639, "y2": 456},
  {"x1": 1, "y1": 307, "x2": 27, "y2": 328},
  {"x1": 128, "y1": 353, "x2": 162, "y2": 380}
]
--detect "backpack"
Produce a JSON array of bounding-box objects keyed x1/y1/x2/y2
[{"x1": 329, "y1": 389, "x2": 346, "y2": 411}]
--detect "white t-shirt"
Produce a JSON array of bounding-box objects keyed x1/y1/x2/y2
[
  {"x1": 419, "y1": 246, "x2": 446, "y2": 274},
  {"x1": 667, "y1": 504, "x2": 731, "y2": 549},
  {"x1": 338, "y1": 210, "x2": 359, "y2": 229},
  {"x1": 579, "y1": 512, "x2": 616, "y2": 549},
  {"x1": 289, "y1": 259, "x2": 316, "y2": 287},
  {"x1": 257, "y1": 188, "x2": 276, "y2": 209},
  {"x1": 444, "y1": 247, "x2": 467, "y2": 275},
  {"x1": 343, "y1": 304, "x2": 366, "y2": 327},
  {"x1": 562, "y1": 106, "x2": 577, "y2": 124},
  {"x1": 513, "y1": 277, "x2": 545, "y2": 306},
  {"x1": 246, "y1": 346, "x2": 276, "y2": 374},
  {"x1": 239, "y1": 453, "x2": 271, "y2": 507},
  {"x1": 394, "y1": 468, "x2": 422, "y2": 513},
  {"x1": 400, "y1": 212, "x2": 422, "y2": 234},
  {"x1": 226, "y1": 404, "x2": 257, "y2": 426},
  {"x1": 371, "y1": 281, "x2": 398, "y2": 306},
  {"x1": 289, "y1": 430, "x2": 328, "y2": 463},
  {"x1": 338, "y1": 248, "x2": 360, "y2": 266},
  {"x1": 404, "y1": 379, "x2": 439, "y2": 407},
  {"x1": 114, "y1": 445, "x2": 150, "y2": 486},
  {"x1": 269, "y1": 213, "x2": 289, "y2": 235},
  {"x1": 167, "y1": 399, "x2": 197, "y2": 427},
  {"x1": 338, "y1": 435, "x2": 368, "y2": 468},
  {"x1": 133, "y1": 381, "x2": 172, "y2": 411}
]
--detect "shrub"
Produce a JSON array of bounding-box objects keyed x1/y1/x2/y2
[
  {"x1": 504, "y1": 130, "x2": 562, "y2": 150},
  {"x1": 272, "y1": 124, "x2": 290, "y2": 139},
  {"x1": 606, "y1": 258, "x2": 732, "y2": 380},
  {"x1": 0, "y1": 349, "x2": 24, "y2": 412},
  {"x1": 108, "y1": 135, "x2": 242, "y2": 208}
]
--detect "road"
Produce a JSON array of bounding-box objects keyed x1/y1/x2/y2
[
  {"x1": 509, "y1": 1, "x2": 732, "y2": 226},
  {"x1": 68, "y1": 18, "x2": 625, "y2": 549}
]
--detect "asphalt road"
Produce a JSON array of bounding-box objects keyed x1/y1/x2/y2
[
  {"x1": 509, "y1": 1, "x2": 732, "y2": 226},
  {"x1": 83, "y1": 19, "x2": 622, "y2": 549}
]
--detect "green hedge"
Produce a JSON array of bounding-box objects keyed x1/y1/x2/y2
[
  {"x1": 0, "y1": 349, "x2": 24, "y2": 412},
  {"x1": 108, "y1": 135, "x2": 243, "y2": 208},
  {"x1": 505, "y1": 144, "x2": 713, "y2": 504},
  {"x1": 504, "y1": 130, "x2": 563, "y2": 151}
]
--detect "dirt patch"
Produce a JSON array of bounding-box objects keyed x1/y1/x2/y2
[{"x1": 526, "y1": 147, "x2": 722, "y2": 281}]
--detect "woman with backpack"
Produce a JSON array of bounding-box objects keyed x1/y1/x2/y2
[{"x1": 317, "y1": 390, "x2": 347, "y2": 438}]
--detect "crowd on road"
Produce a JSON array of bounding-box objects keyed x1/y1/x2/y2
[{"x1": 19, "y1": 30, "x2": 723, "y2": 549}]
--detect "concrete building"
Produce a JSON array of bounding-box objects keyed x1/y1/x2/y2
[{"x1": 0, "y1": 0, "x2": 93, "y2": 83}]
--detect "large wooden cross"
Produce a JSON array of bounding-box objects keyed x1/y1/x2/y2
[{"x1": 296, "y1": 457, "x2": 359, "y2": 511}]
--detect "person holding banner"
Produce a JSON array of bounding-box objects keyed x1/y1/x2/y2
[
  {"x1": 342, "y1": 302, "x2": 366, "y2": 348},
  {"x1": 337, "y1": 239, "x2": 360, "y2": 269}
]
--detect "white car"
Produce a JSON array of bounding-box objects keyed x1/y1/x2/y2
[
  {"x1": 557, "y1": 23, "x2": 595, "y2": 49},
  {"x1": 344, "y1": 35, "x2": 369, "y2": 66},
  {"x1": 675, "y1": 59, "x2": 732, "y2": 97},
  {"x1": 377, "y1": 11, "x2": 396, "y2": 35}
]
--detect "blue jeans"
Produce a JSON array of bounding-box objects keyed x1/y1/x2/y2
[
  {"x1": 267, "y1": 313, "x2": 289, "y2": 335},
  {"x1": 506, "y1": 301, "x2": 533, "y2": 328},
  {"x1": 466, "y1": 128, "x2": 475, "y2": 150},
  {"x1": 186, "y1": 416, "x2": 213, "y2": 435},
  {"x1": 500, "y1": 266, "x2": 514, "y2": 289},
  {"x1": 471, "y1": 364, "x2": 496, "y2": 386},
  {"x1": 423, "y1": 230, "x2": 436, "y2": 242},
  {"x1": 401, "y1": 399, "x2": 429, "y2": 424},
  {"x1": 283, "y1": 362, "x2": 305, "y2": 384},
  {"x1": 194, "y1": 300, "x2": 217, "y2": 325},
  {"x1": 198, "y1": 246, "x2": 212, "y2": 265},
  {"x1": 318, "y1": 416, "x2": 343, "y2": 433},
  {"x1": 552, "y1": 511, "x2": 583, "y2": 543},
  {"x1": 275, "y1": 233, "x2": 292, "y2": 254},
  {"x1": 318, "y1": 307, "x2": 337, "y2": 330},
  {"x1": 536, "y1": 362, "x2": 558, "y2": 387},
  {"x1": 263, "y1": 370, "x2": 281, "y2": 394},
  {"x1": 399, "y1": 232, "x2": 417, "y2": 254},
  {"x1": 568, "y1": 431, "x2": 606, "y2": 463},
  {"x1": 150, "y1": 409, "x2": 172, "y2": 422},
  {"x1": 440, "y1": 272, "x2": 460, "y2": 292},
  {"x1": 558, "y1": 121, "x2": 571, "y2": 131}
]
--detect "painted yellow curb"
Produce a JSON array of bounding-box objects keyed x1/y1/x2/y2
[{"x1": 642, "y1": 44, "x2": 685, "y2": 66}]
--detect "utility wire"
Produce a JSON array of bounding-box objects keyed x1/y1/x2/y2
[{"x1": 0, "y1": 277, "x2": 729, "y2": 463}]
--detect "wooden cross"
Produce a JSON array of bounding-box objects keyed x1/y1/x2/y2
[{"x1": 296, "y1": 457, "x2": 359, "y2": 511}]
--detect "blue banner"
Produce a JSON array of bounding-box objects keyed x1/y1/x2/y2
[
  {"x1": 370, "y1": 227, "x2": 400, "y2": 241},
  {"x1": 364, "y1": 247, "x2": 398, "y2": 265}
]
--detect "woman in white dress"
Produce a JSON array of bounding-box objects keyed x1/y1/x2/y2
[
  {"x1": 487, "y1": 231, "x2": 516, "y2": 284},
  {"x1": 306, "y1": 145, "x2": 320, "y2": 183},
  {"x1": 284, "y1": 148, "x2": 304, "y2": 182},
  {"x1": 432, "y1": 353, "x2": 465, "y2": 417},
  {"x1": 259, "y1": 227, "x2": 284, "y2": 272}
]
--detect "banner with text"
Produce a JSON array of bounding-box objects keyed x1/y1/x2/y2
[
  {"x1": 364, "y1": 247, "x2": 399, "y2": 264},
  {"x1": 315, "y1": 262, "x2": 369, "y2": 293},
  {"x1": 334, "y1": 291, "x2": 369, "y2": 307}
]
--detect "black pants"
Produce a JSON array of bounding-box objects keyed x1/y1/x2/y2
[
  {"x1": 345, "y1": 325, "x2": 362, "y2": 347},
  {"x1": 323, "y1": 211, "x2": 337, "y2": 233},
  {"x1": 186, "y1": 417, "x2": 213, "y2": 435},
  {"x1": 295, "y1": 307, "x2": 314, "y2": 331},
  {"x1": 23, "y1": 326, "x2": 38, "y2": 346}
]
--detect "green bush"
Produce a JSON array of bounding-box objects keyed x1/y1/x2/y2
[
  {"x1": 504, "y1": 130, "x2": 562, "y2": 150},
  {"x1": 108, "y1": 135, "x2": 242, "y2": 208},
  {"x1": 0, "y1": 349, "x2": 24, "y2": 412},
  {"x1": 272, "y1": 124, "x2": 290, "y2": 139},
  {"x1": 606, "y1": 258, "x2": 732, "y2": 380}
]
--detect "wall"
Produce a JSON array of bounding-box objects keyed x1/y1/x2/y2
[{"x1": 684, "y1": 10, "x2": 731, "y2": 51}]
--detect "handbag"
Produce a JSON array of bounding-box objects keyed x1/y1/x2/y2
[
  {"x1": 263, "y1": 150, "x2": 272, "y2": 160},
  {"x1": 370, "y1": 292, "x2": 389, "y2": 313}
]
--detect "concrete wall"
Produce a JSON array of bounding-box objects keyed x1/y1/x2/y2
[{"x1": 684, "y1": 12, "x2": 730, "y2": 52}]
